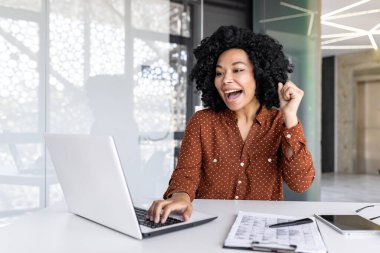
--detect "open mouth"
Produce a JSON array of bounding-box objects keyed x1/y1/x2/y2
[{"x1": 225, "y1": 89, "x2": 243, "y2": 101}]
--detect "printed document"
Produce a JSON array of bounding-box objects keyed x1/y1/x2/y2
[{"x1": 224, "y1": 211, "x2": 327, "y2": 253}]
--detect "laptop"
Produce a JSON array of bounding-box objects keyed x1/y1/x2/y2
[{"x1": 45, "y1": 134, "x2": 217, "y2": 239}]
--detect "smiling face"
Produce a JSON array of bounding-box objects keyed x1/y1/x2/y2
[{"x1": 214, "y1": 48, "x2": 260, "y2": 113}]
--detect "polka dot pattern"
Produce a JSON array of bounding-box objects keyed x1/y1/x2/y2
[{"x1": 163, "y1": 106, "x2": 315, "y2": 201}]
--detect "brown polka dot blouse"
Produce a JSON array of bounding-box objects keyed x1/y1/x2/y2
[{"x1": 163, "y1": 106, "x2": 315, "y2": 201}]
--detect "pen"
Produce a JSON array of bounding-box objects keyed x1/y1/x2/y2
[{"x1": 269, "y1": 218, "x2": 313, "y2": 228}]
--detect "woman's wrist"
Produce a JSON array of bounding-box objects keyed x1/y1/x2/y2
[
  {"x1": 171, "y1": 192, "x2": 191, "y2": 202},
  {"x1": 283, "y1": 113, "x2": 298, "y2": 129}
]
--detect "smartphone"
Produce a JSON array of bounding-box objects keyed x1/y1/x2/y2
[{"x1": 315, "y1": 214, "x2": 380, "y2": 235}]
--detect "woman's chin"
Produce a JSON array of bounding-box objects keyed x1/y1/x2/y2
[
  {"x1": 225, "y1": 103, "x2": 242, "y2": 112},
  {"x1": 223, "y1": 98, "x2": 260, "y2": 112}
]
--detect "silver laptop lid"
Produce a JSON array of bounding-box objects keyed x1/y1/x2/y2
[{"x1": 45, "y1": 134, "x2": 143, "y2": 239}]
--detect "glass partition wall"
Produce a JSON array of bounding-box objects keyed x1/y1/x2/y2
[
  {"x1": 0, "y1": 0, "x2": 197, "y2": 226},
  {"x1": 253, "y1": 0, "x2": 321, "y2": 201}
]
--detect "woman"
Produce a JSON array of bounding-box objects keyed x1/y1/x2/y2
[{"x1": 148, "y1": 25, "x2": 315, "y2": 224}]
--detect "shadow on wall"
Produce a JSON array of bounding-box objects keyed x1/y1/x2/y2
[{"x1": 86, "y1": 75, "x2": 143, "y2": 197}]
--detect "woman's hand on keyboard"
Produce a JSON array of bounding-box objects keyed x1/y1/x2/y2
[{"x1": 147, "y1": 192, "x2": 192, "y2": 224}]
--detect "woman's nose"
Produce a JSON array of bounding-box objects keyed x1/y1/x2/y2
[{"x1": 223, "y1": 71, "x2": 233, "y2": 84}]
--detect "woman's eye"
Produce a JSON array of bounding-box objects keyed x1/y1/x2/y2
[
  {"x1": 234, "y1": 69, "x2": 244, "y2": 73},
  {"x1": 215, "y1": 72, "x2": 223, "y2": 77}
]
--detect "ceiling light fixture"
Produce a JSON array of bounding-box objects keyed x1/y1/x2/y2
[
  {"x1": 321, "y1": 0, "x2": 380, "y2": 52},
  {"x1": 322, "y1": 0, "x2": 371, "y2": 19},
  {"x1": 368, "y1": 34, "x2": 378, "y2": 49},
  {"x1": 322, "y1": 34, "x2": 367, "y2": 45},
  {"x1": 321, "y1": 32, "x2": 366, "y2": 39},
  {"x1": 259, "y1": 1, "x2": 317, "y2": 36},
  {"x1": 322, "y1": 9, "x2": 380, "y2": 20},
  {"x1": 260, "y1": 13, "x2": 309, "y2": 23},
  {"x1": 322, "y1": 45, "x2": 373, "y2": 49},
  {"x1": 321, "y1": 20, "x2": 366, "y2": 33},
  {"x1": 370, "y1": 23, "x2": 380, "y2": 32}
]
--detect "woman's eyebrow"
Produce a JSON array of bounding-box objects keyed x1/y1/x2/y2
[
  {"x1": 216, "y1": 61, "x2": 247, "y2": 68},
  {"x1": 232, "y1": 61, "x2": 247, "y2": 66}
]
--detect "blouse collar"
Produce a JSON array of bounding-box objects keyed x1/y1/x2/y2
[{"x1": 222, "y1": 105, "x2": 269, "y2": 126}]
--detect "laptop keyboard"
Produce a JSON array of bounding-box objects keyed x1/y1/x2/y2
[{"x1": 134, "y1": 207, "x2": 183, "y2": 229}]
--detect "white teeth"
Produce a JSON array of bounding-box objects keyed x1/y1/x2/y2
[{"x1": 224, "y1": 89, "x2": 240, "y2": 94}]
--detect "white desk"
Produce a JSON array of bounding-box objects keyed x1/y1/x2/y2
[{"x1": 1, "y1": 200, "x2": 380, "y2": 253}]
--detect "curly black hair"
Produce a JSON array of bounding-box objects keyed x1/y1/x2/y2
[{"x1": 190, "y1": 25, "x2": 293, "y2": 112}]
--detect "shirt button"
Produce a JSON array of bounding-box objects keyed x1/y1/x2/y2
[
  {"x1": 286, "y1": 133, "x2": 291, "y2": 139},
  {"x1": 268, "y1": 158, "x2": 272, "y2": 163},
  {"x1": 235, "y1": 196, "x2": 239, "y2": 199},
  {"x1": 213, "y1": 158, "x2": 218, "y2": 163},
  {"x1": 240, "y1": 162, "x2": 245, "y2": 167},
  {"x1": 238, "y1": 180, "x2": 242, "y2": 184}
]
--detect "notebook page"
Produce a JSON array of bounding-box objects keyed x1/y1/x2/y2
[{"x1": 224, "y1": 211, "x2": 327, "y2": 253}]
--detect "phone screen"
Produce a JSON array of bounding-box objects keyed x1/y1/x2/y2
[{"x1": 318, "y1": 215, "x2": 380, "y2": 231}]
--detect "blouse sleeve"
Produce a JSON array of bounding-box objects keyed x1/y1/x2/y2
[
  {"x1": 279, "y1": 121, "x2": 315, "y2": 193},
  {"x1": 163, "y1": 112, "x2": 203, "y2": 201}
]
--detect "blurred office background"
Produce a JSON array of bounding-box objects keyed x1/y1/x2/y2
[{"x1": 0, "y1": 0, "x2": 379, "y2": 227}]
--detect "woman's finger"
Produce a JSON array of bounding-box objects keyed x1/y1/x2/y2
[{"x1": 282, "y1": 82, "x2": 303, "y2": 101}]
